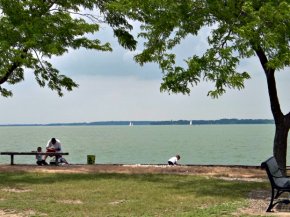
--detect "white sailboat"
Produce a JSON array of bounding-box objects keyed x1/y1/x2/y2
[
  {"x1": 129, "y1": 121, "x2": 133, "y2": 126},
  {"x1": 189, "y1": 120, "x2": 192, "y2": 125}
]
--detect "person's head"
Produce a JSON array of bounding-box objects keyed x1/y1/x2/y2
[
  {"x1": 176, "y1": 155, "x2": 181, "y2": 160},
  {"x1": 51, "y1": 138, "x2": 56, "y2": 144},
  {"x1": 37, "y1": 147, "x2": 42, "y2": 152}
]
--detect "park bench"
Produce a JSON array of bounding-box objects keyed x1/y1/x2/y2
[
  {"x1": 0, "y1": 152, "x2": 69, "y2": 165},
  {"x1": 261, "y1": 156, "x2": 290, "y2": 212}
]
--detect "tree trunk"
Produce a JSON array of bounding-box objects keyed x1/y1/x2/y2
[
  {"x1": 266, "y1": 70, "x2": 290, "y2": 172},
  {"x1": 255, "y1": 47, "x2": 289, "y2": 172},
  {"x1": 273, "y1": 122, "x2": 289, "y2": 172}
]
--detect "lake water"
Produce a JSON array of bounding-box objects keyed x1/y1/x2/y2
[{"x1": 0, "y1": 124, "x2": 282, "y2": 166}]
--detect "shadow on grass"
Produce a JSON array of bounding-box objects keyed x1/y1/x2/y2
[
  {"x1": 173, "y1": 177, "x2": 269, "y2": 199},
  {"x1": 0, "y1": 172, "x2": 268, "y2": 200},
  {"x1": 0, "y1": 172, "x2": 165, "y2": 184}
]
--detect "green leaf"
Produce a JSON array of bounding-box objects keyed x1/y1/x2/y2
[{"x1": 0, "y1": 0, "x2": 137, "y2": 97}]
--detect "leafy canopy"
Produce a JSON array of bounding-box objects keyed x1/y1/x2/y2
[
  {"x1": 0, "y1": 0, "x2": 136, "y2": 97},
  {"x1": 111, "y1": 0, "x2": 290, "y2": 97}
]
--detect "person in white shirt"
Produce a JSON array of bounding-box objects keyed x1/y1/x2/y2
[
  {"x1": 44, "y1": 138, "x2": 62, "y2": 161},
  {"x1": 168, "y1": 155, "x2": 181, "y2": 165},
  {"x1": 46, "y1": 138, "x2": 62, "y2": 152}
]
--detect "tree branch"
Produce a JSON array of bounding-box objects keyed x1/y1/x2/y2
[
  {"x1": 0, "y1": 49, "x2": 28, "y2": 85},
  {"x1": 255, "y1": 46, "x2": 283, "y2": 122},
  {"x1": 0, "y1": 62, "x2": 20, "y2": 85}
]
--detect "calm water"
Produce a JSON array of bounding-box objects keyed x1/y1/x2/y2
[{"x1": 0, "y1": 125, "x2": 282, "y2": 165}]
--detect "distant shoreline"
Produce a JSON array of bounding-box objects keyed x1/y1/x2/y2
[{"x1": 0, "y1": 118, "x2": 274, "y2": 126}]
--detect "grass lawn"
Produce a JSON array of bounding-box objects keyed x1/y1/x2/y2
[{"x1": 0, "y1": 172, "x2": 268, "y2": 217}]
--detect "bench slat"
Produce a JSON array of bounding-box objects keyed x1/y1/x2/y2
[{"x1": 1, "y1": 152, "x2": 68, "y2": 155}]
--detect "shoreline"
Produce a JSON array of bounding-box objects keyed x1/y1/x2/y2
[{"x1": 0, "y1": 164, "x2": 266, "y2": 180}]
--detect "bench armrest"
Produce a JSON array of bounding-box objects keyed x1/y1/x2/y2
[
  {"x1": 271, "y1": 174, "x2": 290, "y2": 179},
  {"x1": 274, "y1": 167, "x2": 290, "y2": 177},
  {"x1": 272, "y1": 175, "x2": 284, "y2": 178}
]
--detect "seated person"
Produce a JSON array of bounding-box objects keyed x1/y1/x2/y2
[
  {"x1": 44, "y1": 138, "x2": 62, "y2": 161},
  {"x1": 36, "y1": 147, "x2": 48, "y2": 166}
]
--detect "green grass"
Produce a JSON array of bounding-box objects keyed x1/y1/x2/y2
[{"x1": 0, "y1": 172, "x2": 268, "y2": 217}]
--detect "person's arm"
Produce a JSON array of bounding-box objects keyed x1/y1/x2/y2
[
  {"x1": 46, "y1": 142, "x2": 55, "y2": 151},
  {"x1": 46, "y1": 141, "x2": 51, "y2": 150},
  {"x1": 55, "y1": 142, "x2": 61, "y2": 151}
]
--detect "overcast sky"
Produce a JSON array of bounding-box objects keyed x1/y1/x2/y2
[{"x1": 1, "y1": 23, "x2": 290, "y2": 124}]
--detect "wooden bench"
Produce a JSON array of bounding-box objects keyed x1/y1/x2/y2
[
  {"x1": 0, "y1": 152, "x2": 69, "y2": 165},
  {"x1": 261, "y1": 156, "x2": 290, "y2": 212}
]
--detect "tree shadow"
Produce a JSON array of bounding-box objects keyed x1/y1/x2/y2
[{"x1": 0, "y1": 172, "x2": 268, "y2": 201}]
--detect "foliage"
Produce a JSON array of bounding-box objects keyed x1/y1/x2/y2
[
  {"x1": 111, "y1": 0, "x2": 290, "y2": 97},
  {"x1": 0, "y1": 0, "x2": 136, "y2": 97},
  {"x1": 0, "y1": 172, "x2": 268, "y2": 217},
  {"x1": 110, "y1": 0, "x2": 290, "y2": 170}
]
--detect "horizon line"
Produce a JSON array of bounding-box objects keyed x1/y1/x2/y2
[{"x1": 0, "y1": 118, "x2": 274, "y2": 126}]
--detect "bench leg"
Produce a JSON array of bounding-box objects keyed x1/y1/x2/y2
[
  {"x1": 275, "y1": 190, "x2": 283, "y2": 199},
  {"x1": 55, "y1": 155, "x2": 59, "y2": 166},
  {"x1": 266, "y1": 189, "x2": 286, "y2": 212},
  {"x1": 266, "y1": 188, "x2": 275, "y2": 212},
  {"x1": 10, "y1": 155, "x2": 14, "y2": 165}
]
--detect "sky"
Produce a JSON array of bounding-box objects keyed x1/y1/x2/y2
[{"x1": 1, "y1": 22, "x2": 290, "y2": 124}]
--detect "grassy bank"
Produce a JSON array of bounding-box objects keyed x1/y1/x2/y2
[{"x1": 0, "y1": 172, "x2": 268, "y2": 217}]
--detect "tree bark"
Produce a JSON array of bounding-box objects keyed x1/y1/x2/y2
[
  {"x1": 255, "y1": 46, "x2": 290, "y2": 173},
  {"x1": 265, "y1": 64, "x2": 290, "y2": 172},
  {"x1": 273, "y1": 122, "x2": 289, "y2": 172}
]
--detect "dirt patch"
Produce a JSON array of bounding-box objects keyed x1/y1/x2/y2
[
  {"x1": 58, "y1": 200, "x2": 83, "y2": 205},
  {"x1": 108, "y1": 200, "x2": 127, "y2": 205},
  {"x1": 0, "y1": 210, "x2": 21, "y2": 217},
  {"x1": 0, "y1": 164, "x2": 266, "y2": 180},
  {"x1": 1, "y1": 188, "x2": 31, "y2": 193},
  {"x1": 0, "y1": 209, "x2": 46, "y2": 217}
]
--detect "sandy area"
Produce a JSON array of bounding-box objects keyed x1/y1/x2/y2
[{"x1": 0, "y1": 164, "x2": 266, "y2": 179}]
